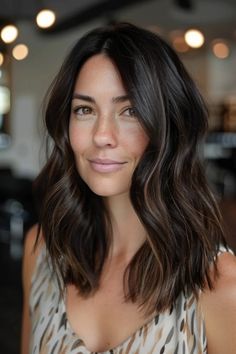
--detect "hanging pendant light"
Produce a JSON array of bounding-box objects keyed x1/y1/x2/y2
[
  {"x1": 184, "y1": 29, "x2": 205, "y2": 48},
  {"x1": 12, "y1": 44, "x2": 29, "y2": 61},
  {"x1": 1, "y1": 25, "x2": 18, "y2": 43},
  {"x1": 36, "y1": 9, "x2": 56, "y2": 29},
  {"x1": 212, "y1": 40, "x2": 230, "y2": 59}
]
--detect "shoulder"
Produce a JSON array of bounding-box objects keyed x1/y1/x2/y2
[
  {"x1": 22, "y1": 224, "x2": 45, "y2": 296},
  {"x1": 21, "y1": 226, "x2": 45, "y2": 354},
  {"x1": 23, "y1": 224, "x2": 44, "y2": 268},
  {"x1": 205, "y1": 251, "x2": 236, "y2": 302},
  {"x1": 200, "y1": 251, "x2": 236, "y2": 354}
]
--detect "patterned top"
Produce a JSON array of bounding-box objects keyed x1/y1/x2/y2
[{"x1": 29, "y1": 246, "x2": 207, "y2": 354}]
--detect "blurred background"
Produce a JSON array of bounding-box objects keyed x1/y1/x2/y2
[{"x1": 0, "y1": 0, "x2": 236, "y2": 352}]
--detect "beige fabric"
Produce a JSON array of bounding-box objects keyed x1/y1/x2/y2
[{"x1": 29, "y1": 246, "x2": 207, "y2": 354}]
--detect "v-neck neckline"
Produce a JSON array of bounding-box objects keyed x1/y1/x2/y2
[{"x1": 61, "y1": 286, "x2": 160, "y2": 353}]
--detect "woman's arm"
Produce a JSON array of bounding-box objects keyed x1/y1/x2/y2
[
  {"x1": 201, "y1": 252, "x2": 236, "y2": 354},
  {"x1": 20, "y1": 225, "x2": 43, "y2": 354}
]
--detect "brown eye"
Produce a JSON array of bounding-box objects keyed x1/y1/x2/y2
[
  {"x1": 74, "y1": 106, "x2": 93, "y2": 115},
  {"x1": 122, "y1": 107, "x2": 137, "y2": 117}
]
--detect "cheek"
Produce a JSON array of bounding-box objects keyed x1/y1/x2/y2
[
  {"x1": 121, "y1": 125, "x2": 149, "y2": 158},
  {"x1": 69, "y1": 122, "x2": 88, "y2": 154}
]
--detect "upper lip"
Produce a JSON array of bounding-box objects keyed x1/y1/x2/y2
[{"x1": 89, "y1": 158, "x2": 126, "y2": 164}]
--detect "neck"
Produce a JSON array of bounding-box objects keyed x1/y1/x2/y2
[{"x1": 104, "y1": 193, "x2": 146, "y2": 260}]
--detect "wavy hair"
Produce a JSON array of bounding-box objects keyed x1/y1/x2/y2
[{"x1": 35, "y1": 22, "x2": 226, "y2": 314}]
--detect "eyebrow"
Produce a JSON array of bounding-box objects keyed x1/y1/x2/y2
[{"x1": 72, "y1": 93, "x2": 131, "y2": 104}]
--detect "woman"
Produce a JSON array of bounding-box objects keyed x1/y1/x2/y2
[{"x1": 21, "y1": 23, "x2": 236, "y2": 354}]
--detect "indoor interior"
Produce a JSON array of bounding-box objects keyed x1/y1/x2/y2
[{"x1": 0, "y1": 1, "x2": 236, "y2": 353}]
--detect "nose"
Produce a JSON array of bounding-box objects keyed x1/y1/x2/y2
[{"x1": 93, "y1": 115, "x2": 118, "y2": 148}]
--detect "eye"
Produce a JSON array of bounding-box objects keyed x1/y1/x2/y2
[
  {"x1": 121, "y1": 107, "x2": 137, "y2": 117},
  {"x1": 73, "y1": 106, "x2": 94, "y2": 116}
]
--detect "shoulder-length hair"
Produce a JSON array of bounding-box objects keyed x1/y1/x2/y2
[{"x1": 35, "y1": 22, "x2": 226, "y2": 314}]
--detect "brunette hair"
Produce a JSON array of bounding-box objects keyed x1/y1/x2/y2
[{"x1": 35, "y1": 22, "x2": 226, "y2": 314}]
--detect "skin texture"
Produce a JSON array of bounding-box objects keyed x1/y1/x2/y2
[{"x1": 69, "y1": 54, "x2": 149, "y2": 199}]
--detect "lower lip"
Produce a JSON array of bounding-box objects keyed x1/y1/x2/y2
[{"x1": 89, "y1": 161, "x2": 126, "y2": 173}]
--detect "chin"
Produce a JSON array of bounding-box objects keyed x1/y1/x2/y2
[
  {"x1": 90, "y1": 188, "x2": 127, "y2": 198},
  {"x1": 86, "y1": 181, "x2": 129, "y2": 198}
]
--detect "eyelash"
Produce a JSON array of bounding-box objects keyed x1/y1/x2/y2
[
  {"x1": 122, "y1": 107, "x2": 137, "y2": 117},
  {"x1": 72, "y1": 105, "x2": 137, "y2": 118},
  {"x1": 73, "y1": 106, "x2": 93, "y2": 115}
]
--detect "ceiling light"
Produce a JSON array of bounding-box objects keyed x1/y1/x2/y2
[
  {"x1": 212, "y1": 40, "x2": 230, "y2": 59},
  {"x1": 12, "y1": 44, "x2": 29, "y2": 60},
  {"x1": 36, "y1": 9, "x2": 56, "y2": 29},
  {"x1": 172, "y1": 36, "x2": 189, "y2": 53},
  {"x1": 184, "y1": 29, "x2": 205, "y2": 48},
  {"x1": 1, "y1": 25, "x2": 18, "y2": 43},
  {"x1": 0, "y1": 53, "x2": 4, "y2": 66}
]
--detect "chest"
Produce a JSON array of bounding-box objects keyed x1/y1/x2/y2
[
  {"x1": 66, "y1": 275, "x2": 153, "y2": 352},
  {"x1": 31, "y1": 286, "x2": 206, "y2": 354},
  {"x1": 30, "y1": 254, "x2": 207, "y2": 354}
]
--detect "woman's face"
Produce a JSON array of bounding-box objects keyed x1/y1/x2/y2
[{"x1": 69, "y1": 54, "x2": 149, "y2": 198}]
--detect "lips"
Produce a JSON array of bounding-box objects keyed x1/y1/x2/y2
[{"x1": 88, "y1": 158, "x2": 127, "y2": 173}]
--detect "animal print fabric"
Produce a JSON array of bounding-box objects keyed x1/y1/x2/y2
[{"x1": 29, "y1": 246, "x2": 207, "y2": 354}]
